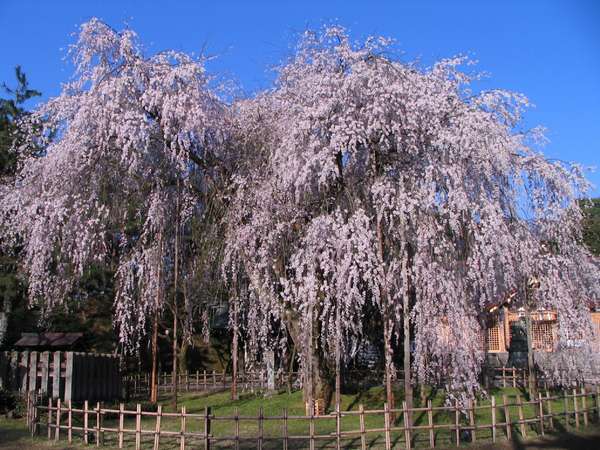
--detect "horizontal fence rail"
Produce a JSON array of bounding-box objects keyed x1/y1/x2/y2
[{"x1": 27, "y1": 386, "x2": 600, "y2": 450}]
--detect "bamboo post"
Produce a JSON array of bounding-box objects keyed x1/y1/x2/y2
[
  {"x1": 119, "y1": 403, "x2": 124, "y2": 448},
  {"x1": 55, "y1": 398, "x2": 61, "y2": 441},
  {"x1": 68, "y1": 400, "x2": 73, "y2": 444},
  {"x1": 212, "y1": 370, "x2": 216, "y2": 389},
  {"x1": 502, "y1": 394, "x2": 511, "y2": 440},
  {"x1": 454, "y1": 400, "x2": 460, "y2": 447},
  {"x1": 359, "y1": 404, "x2": 366, "y2": 450},
  {"x1": 180, "y1": 406, "x2": 186, "y2": 450},
  {"x1": 546, "y1": 391, "x2": 554, "y2": 430},
  {"x1": 512, "y1": 367, "x2": 516, "y2": 388},
  {"x1": 502, "y1": 367, "x2": 506, "y2": 388},
  {"x1": 135, "y1": 403, "x2": 141, "y2": 450},
  {"x1": 573, "y1": 388, "x2": 580, "y2": 429},
  {"x1": 309, "y1": 400, "x2": 315, "y2": 450},
  {"x1": 582, "y1": 387, "x2": 589, "y2": 427},
  {"x1": 258, "y1": 406, "x2": 264, "y2": 450},
  {"x1": 203, "y1": 370, "x2": 207, "y2": 391},
  {"x1": 196, "y1": 370, "x2": 199, "y2": 390},
  {"x1": 468, "y1": 399, "x2": 476, "y2": 442},
  {"x1": 427, "y1": 400, "x2": 435, "y2": 447},
  {"x1": 491, "y1": 396, "x2": 497, "y2": 443},
  {"x1": 538, "y1": 392, "x2": 544, "y2": 436},
  {"x1": 401, "y1": 401, "x2": 410, "y2": 450},
  {"x1": 47, "y1": 397, "x2": 53, "y2": 440},
  {"x1": 96, "y1": 402, "x2": 101, "y2": 446},
  {"x1": 516, "y1": 394, "x2": 526, "y2": 438},
  {"x1": 204, "y1": 406, "x2": 211, "y2": 450},
  {"x1": 283, "y1": 408, "x2": 289, "y2": 450},
  {"x1": 563, "y1": 392, "x2": 570, "y2": 428},
  {"x1": 153, "y1": 405, "x2": 162, "y2": 450},
  {"x1": 84, "y1": 400, "x2": 89, "y2": 444}
]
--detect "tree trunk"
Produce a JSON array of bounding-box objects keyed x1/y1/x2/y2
[
  {"x1": 150, "y1": 308, "x2": 159, "y2": 403},
  {"x1": 231, "y1": 299, "x2": 239, "y2": 400},
  {"x1": 283, "y1": 307, "x2": 334, "y2": 412},
  {"x1": 172, "y1": 179, "x2": 181, "y2": 410},
  {"x1": 403, "y1": 292, "x2": 413, "y2": 425}
]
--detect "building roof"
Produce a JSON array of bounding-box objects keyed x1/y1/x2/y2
[{"x1": 14, "y1": 332, "x2": 84, "y2": 348}]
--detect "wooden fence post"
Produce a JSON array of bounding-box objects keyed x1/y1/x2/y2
[
  {"x1": 538, "y1": 392, "x2": 544, "y2": 436},
  {"x1": 153, "y1": 405, "x2": 162, "y2": 450},
  {"x1": 427, "y1": 400, "x2": 435, "y2": 447},
  {"x1": 516, "y1": 394, "x2": 526, "y2": 438},
  {"x1": 258, "y1": 406, "x2": 264, "y2": 450},
  {"x1": 234, "y1": 407, "x2": 240, "y2": 450},
  {"x1": 582, "y1": 387, "x2": 589, "y2": 427},
  {"x1": 491, "y1": 396, "x2": 497, "y2": 443},
  {"x1": 502, "y1": 395, "x2": 511, "y2": 440},
  {"x1": 336, "y1": 402, "x2": 341, "y2": 450},
  {"x1": 135, "y1": 403, "x2": 141, "y2": 450},
  {"x1": 283, "y1": 408, "x2": 289, "y2": 450},
  {"x1": 454, "y1": 400, "x2": 460, "y2": 447},
  {"x1": 573, "y1": 388, "x2": 580, "y2": 429},
  {"x1": 309, "y1": 400, "x2": 315, "y2": 450},
  {"x1": 84, "y1": 400, "x2": 89, "y2": 444},
  {"x1": 401, "y1": 401, "x2": 409, "y2": 450},
  {"x1": 203, "y1": 370, "x2": 207, "y2": 391},
  {"x1": 55, "y1": 398, "x2": 61, "y2": 441},
  {"x1": 546, "y1": 391, "x2": 554, "y2": 430},
  {"x1": 67, "y1": 400, "x2": 73, "y2": 444},
  {"x1": 47, "y1": 397, "x2": 53, "y2": 440},
  {"x1": 95, "y1": 401, "x2": 101, "y2": 447},
  {"x1": 118, "y1": 403, "x2": 124, "y2": 448},
  {"x1": 563, "y1": 392, "x2": 570, "y2": 429},
  {"x1": 204, "y1": 406, "x2": 211, "y2": 450},
  {"x1": 468, "y1": 399, "x2": 476, "y2": 442},
  {"x1": 180, "y1": 405, "x2": 186, "y2": 450},
  {"x1": 359, "y1": 404, "x2": 366, "y2": 450}
]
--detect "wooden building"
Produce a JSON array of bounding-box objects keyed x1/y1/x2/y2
[{"x1": 483, "y1": 307, "x2": 600, "y2": 353}]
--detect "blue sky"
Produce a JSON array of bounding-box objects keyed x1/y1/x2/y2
[{"x1": 2, "y1": 1, "x2": 599, "y2": 195}]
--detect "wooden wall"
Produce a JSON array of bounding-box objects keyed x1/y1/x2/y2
[{"x1": 0, "y1": 351, "x2": 120, "y2": 402}]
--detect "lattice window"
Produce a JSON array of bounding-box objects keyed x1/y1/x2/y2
[
  {"x1": 531, "y1": 321, "x2": 554, "y2": 352},
  {"x1": 592, "y1": 314, "x2": 600, "y2": 352},
  {"x1": 486, "y1": 325, "x2": 502, "y2": 352}
]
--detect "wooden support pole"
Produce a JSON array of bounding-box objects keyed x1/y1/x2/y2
[
  {"x1": 336, "y1": 401, "x2": 341, "y2": 450},
  {"x1": 564, "y1": 392, "x2": 570, "y2": 429},
  {"x1": 258, "y1": 406, "x2": 264, "y2": 450},
  {"x1": 401, "y1": 401, "x2": 410, "y2": 450},
  {"x1": 283, "y1": 408, "x2": 289, "y2": 450},
  {"x1": 234, "y1": 407, "x2": 240, "y2": 450},
  {"x1": 309, "y1": 400, "x2": 315, "y2": 450}
]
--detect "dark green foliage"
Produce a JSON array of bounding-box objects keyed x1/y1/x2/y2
[{"x1": 581, "y1": 198, "x2": 600, "y2": 256}]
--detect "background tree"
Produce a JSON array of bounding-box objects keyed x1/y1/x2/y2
[{"x1": 0, "y1": 66, "x2": 41, "y2": 347}]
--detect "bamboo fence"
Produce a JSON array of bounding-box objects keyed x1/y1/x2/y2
[{"x1": 27, "y1": 386, "x2": 600, "y2": 450}]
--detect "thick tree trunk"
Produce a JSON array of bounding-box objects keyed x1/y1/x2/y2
[
  {"x1": 284, "y1": 307, "x2": 334, "y2": 412},
  {"x1": 150, "y1": 308, "x2": 159, "y2": 403}
]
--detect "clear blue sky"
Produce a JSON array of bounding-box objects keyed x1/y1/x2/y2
[{"x1": 2, "y1": 1, "x2": 599, "y2": 195}]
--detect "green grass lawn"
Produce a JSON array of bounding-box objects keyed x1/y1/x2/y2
[{"x1": 4, "y1": 386, "x2": 600, "y2": 449}]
